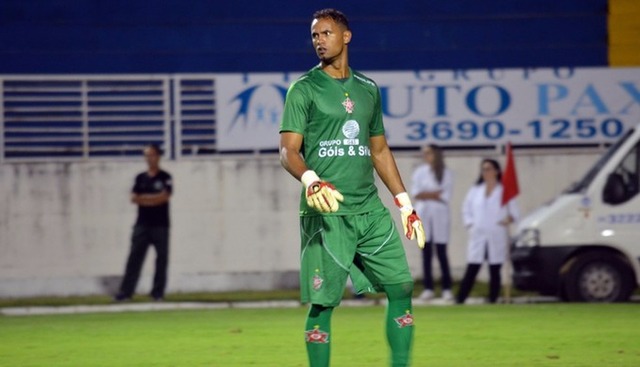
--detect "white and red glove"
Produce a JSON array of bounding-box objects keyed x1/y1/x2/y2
[
  {"x1": 301, "y1": 170, "x2": 344, "y2": 213},
  {"x1": 394, "y1": 192, "x2": 426, "y2": 249}
]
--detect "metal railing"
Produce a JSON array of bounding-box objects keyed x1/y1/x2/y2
[
  {"x1": 173, "y1": 75, "x2": 217, "y2": 159},
  {"x1": 1, "y1": 75, "x2": 173, "y2": 162},
  {"x1": 0, "y1": 74, "x2": 221, "y2": 163}
]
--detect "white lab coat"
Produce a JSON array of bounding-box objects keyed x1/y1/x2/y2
[
  {"x1": 462, "y1": 183, "x2": 519, "y2": 264},
  {"x1": 411, "y1": 164, "x2": 453, "y2": 244}
]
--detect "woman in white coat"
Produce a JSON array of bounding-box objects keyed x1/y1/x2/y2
[
  {"x1": 456, "y1": 158, "x2": 519, "y2": 304},
  {"x1": 411, "y1": 145, "x2": 453, "y2": 301}
]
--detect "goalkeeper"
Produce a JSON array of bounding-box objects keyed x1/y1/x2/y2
[{"x1": 279, "y1": 9, "x2": 425, "y2": 367}]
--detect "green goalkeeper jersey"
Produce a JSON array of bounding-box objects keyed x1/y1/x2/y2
[{"x1": 280, "y1": 66, "x2": 386, "y2": 216}]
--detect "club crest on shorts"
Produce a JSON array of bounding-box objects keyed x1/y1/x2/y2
[
  {"x1": 312, "y1": 274, "x2": 324, "y2": 290},
  {"x1": 394, "y1": 311, "x2": 414, "y2": 328},
  {"x1": 305, "y1": 325, "x2": 329, "y2": 343},
  {"x1": 342, "y1": 97, "x2": 355, "y2": 114}
]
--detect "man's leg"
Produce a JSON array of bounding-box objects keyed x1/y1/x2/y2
[
  {"x1": 300, "y1": 215, "x2": 355, "y2": 367},
  {"x1": 150, "y1": 227, "x2": 169, "y2": 299},
  {"x1": 356, "y1": 208, "x2": 415, "y2": 367},
  {"x1": 305, "y1": 304, "x2": 334, "y2": 367},
  {"x1": 117, "y1": 226, "x2": 150, "y2": 298},
  {"x1": 384, "y1": 282, "x2": 415, "y2": 367},
  {"x1": 456, "y1": 263, "x2": 481, "y2": 304}
]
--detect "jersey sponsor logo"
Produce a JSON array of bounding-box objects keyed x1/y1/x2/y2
[
  {"x1": 316, "y1": 119, "x2": 370, "y2": 158},
  {"x1": 318, "y1": 145, "x2": 345, "y2": 157},
  {"x1": 312, "y1": 274, "x2": 324, "y2": 290},
  {"x1": 342, "y1": 96, "x2": 355, "y2": 114},
  {"x1": 394, "y1": 312, "x2": 414, "y2": 328},
  {"x1": 305, "y1": 326, "x2": 330, "y2": 343},
  {"x1": 154, "y1": 181, "x2": 165, "y2": 190},
  {"x1": 342, "y1": 120, "x2": 360, "y2": 145}
]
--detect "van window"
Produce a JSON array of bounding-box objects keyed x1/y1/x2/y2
[
  {"x1": 602, "y1": 142, "x2": 640, "y2": 205},
  {"x1": 567, "y1": 129, "x2": 634, "y2": 194}
]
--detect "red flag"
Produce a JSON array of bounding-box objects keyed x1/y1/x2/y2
[{"x1": 501, "y1": 142, "x2": 520, "y2": 206}]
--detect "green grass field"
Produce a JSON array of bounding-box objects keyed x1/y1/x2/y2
[{"x1": 1, "y1": 304, "x2": 639, "y2": 367}]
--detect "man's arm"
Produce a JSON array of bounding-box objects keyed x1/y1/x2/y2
[
  {"x1": 279, "y1": 132, "x2": 308, "y2": 181},
  {"x1": 280, "y1": 131, "x2": 343, "y2": 212},
  {"x1": 371, "y1": 134, "x2": 426, "y2": 247},
  {"x1": 370, "y1": 135, "x2": 406, "y2": 196},
  {"x1": 131, "y1": 191, "x2": 171, "y2": 207}
]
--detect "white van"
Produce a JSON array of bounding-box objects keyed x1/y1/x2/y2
[{"x1": 512, "y1": 125, "x2": 640, "y2": 302}]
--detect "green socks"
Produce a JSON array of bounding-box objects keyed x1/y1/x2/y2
[
  {"x1": 304, "y1": 284, "x2": 413, "y2": 367},
  {"x1": 384, "y1": 282, "x2": 415, "y2": 367},
  {"x1": 305, "y1": 304, "x2": 333, "y2": 367}
]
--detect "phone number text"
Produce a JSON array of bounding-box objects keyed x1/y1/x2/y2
[{"x1": 405, "y1": 118, "x2": 624, "y2": 142}]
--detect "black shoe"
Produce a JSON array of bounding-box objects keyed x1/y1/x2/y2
[
  {"x1": 150, "y1": 295, "x2": 164, "y2": 302},
  {"x1": 113, "y1": 294, "x2": 131, "y2": 302}
]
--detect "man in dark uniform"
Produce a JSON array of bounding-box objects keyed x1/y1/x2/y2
[{"x1": 115, "y1": 144, "x2": 172, "y2": 302}]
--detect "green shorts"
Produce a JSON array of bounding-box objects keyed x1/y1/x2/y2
[{"x1": 299, "y1": 207, "x2": 413, "y2": 307}]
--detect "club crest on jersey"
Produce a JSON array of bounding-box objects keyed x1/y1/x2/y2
[
  {"x1": 305, "y1": 326, "x2": 329, "y2": 343},
  {"x1": 312, "y1": 274, "x2": 324, "y2": 290},
  {"x1": 394, "y1": 312, "x2": 414, "y2": 328},
  {"x1": 342, "y1": 97, "x2": 355, "y2": 114}
]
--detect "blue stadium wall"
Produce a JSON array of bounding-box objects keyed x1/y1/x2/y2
[{"x1": 0, "y1": 0, "x2": 608, "y2": 73}]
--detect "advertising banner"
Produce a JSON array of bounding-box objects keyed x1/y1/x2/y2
[{"x1": 216, "y1": 67, "x2": 640, "y2": 151}]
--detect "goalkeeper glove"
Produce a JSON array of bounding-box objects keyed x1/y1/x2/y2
[
  {"x1": 394, "y1": 192, "x2": 426, "y2": 249},
  {"x1": 301, "y1": 170, "x2": 344, "y2": 213}
]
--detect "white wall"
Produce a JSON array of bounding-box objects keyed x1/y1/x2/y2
[{"x1": 0, "y1": 149, "x2": 602, "y2": 297}]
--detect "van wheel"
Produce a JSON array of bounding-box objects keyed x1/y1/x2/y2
[{"x1": 562, "y1": 252, "x2": 634, "y2": 302}]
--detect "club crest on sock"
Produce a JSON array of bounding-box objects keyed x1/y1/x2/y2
[
  {"x1": 394, "y1": 311, "x2": 414, "y2": 328},
  {"x1": 305, "y1": 325, "x2": 329, "y2": 343}
]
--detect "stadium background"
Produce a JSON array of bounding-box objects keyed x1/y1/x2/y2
[{"x1": 0, "y1": 0, "x2": 638, "y2": 297}]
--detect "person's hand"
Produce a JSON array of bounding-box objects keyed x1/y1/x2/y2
[
  {"x1": 498, "y1": 215, "x2": 514, "y2": 226},
  {"x1": 301, "y1": 170, "x2": 344, "y2": 213},
  {"x1": 394, "y1": 192, "x2": 426, "y2": 248},
  {"x1": 414, "y1": 190, "x2": 442, "y2": 201}
]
